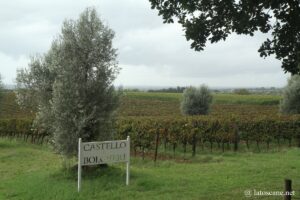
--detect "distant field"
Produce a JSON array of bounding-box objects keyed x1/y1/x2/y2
[
  {"x1": 0, "y1": 91, "x2": 281, "y2": 118},
  {"x1": 0, "y1": 138, "x2": 299, "y2": 200},
  {"x1": 124, "y1": 92, "x2": 281, "y2": 105},
  {"x1": 0, "y1": 91, "x2": 34, "y2": 119},
  {"x1": 119, "y1": 92, "x2": 280, "y2": 117},
  {"x1": 212, "y1": 93, "x2": 280, "y2": 105}
]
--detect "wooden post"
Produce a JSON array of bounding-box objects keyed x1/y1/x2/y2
[
  {"x1": 126, "y1": 136, "x2": 130, "y2": 186},
  {"x1": 192, "y1": 133, "x2": 197, "y2": 157},
  {"x1": 154, "y1": 131, "x2": 159, "y2": 162},
  {"x1": 284, "y1": 179, "x2": 292, "y2": 200},
  {"x1": 233, "y1": 123, "x2": 239, "y2": 152},
  {"x1": 78, "y1": 138, "x2": 82, "y2": 192}
]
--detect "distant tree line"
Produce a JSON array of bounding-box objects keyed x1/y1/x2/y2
[
  {"x1": 148, "y1": 86, "x2": 186, "y2": 93},
  {"x1": 233, "y1": 88, "x2": 251, "y2": 95},
  {"x1": 146, "y1": 86, "x2": 283, "y2": 95}
]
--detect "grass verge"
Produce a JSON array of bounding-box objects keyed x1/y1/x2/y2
[{"x1": 0, "y1": 138, "x2": 299, "y2": 200}]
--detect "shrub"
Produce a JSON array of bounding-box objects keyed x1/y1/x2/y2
[
  {"x1": 280, "y1": 75, "x2": 300, "y2": 114},
  {"x1": 180, "y1": 85, "x2": 213, "y2": 115},
  {"x1": 233, "y1": 88, "x2": 250, "y2": 95}
]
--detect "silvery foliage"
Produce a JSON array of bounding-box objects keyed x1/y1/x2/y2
[
  {"x1": 280, "y1": 75, "x2": 300, "y2": 114},
  {"x1": 16, "y1": 8, "x2": 120, "y2": 157},
  {"x1": 180, "y1": 85, "x2": 213, "y2": 115}
]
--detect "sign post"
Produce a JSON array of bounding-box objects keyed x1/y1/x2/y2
[
  {"x1": 126, "y1": 136, "x2": 130, "y2": 186},
  {"x1": 78, "y1": 138, "x2": 82, "y2": 192},
  {"x1": 78, "y1": 136, "x2": 130, "y2": 192}
]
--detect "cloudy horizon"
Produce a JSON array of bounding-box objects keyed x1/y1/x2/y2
[{"x1": 0, "y1": 0, "x2": 290, "y2": 88}]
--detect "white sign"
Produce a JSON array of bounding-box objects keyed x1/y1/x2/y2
[{"x1": 78, "y1": 136, "x2": 130, "y2": 192}]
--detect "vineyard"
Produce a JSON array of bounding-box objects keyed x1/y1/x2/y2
[
  {"x1": 0, "y1": 91, "x2": 299, "y2": 160},
  {"x1": 2, "y1": 4, "x2": 300, "y2": 199}
]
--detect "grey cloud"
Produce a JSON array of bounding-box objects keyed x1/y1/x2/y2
[
  {"x1": 117, "y1": 25, "x2": 282, "y2": 78},
  {"x1": 0, "y1": 0, "x2": 289, "y2": 87}
]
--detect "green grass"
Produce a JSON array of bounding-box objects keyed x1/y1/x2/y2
[{"x1": 1, "y1": 138, "x2": 299, "y2": 200}]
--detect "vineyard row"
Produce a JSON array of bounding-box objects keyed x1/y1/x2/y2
[{"x1": 1, "y1": 116, "x2": 300, "y2": 157}]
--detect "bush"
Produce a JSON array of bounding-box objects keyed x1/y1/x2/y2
[
  {"x1": 233, "y1": 88, "x2": 250, "y2": 95},
  {"x1": 180, "y1": 85, "x2": 213, "y2": 115},
  {"x1": 280, "y1": 75, "x2": 300, "y2": 114}
]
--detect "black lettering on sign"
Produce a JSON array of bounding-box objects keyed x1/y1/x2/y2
[
  {"x1": 83, "y1": 144, "x2": 91, "y2": 151},
  {"x1": 83, "y1": 141, "x2": 128, "y2": 154},
  {"x1": 105, "y1": 154, "x2": 127, "y2": 162},
  {"x1": 119, "y1": 142, "x2": 127, "y2": 148},
  {"x1": 111, "y1": 142, "x2": 117, "y2": 149},
  {"x1": 84, "y1": 157, "x2": 88, "y2": 164},
  {"x1": 83, "y1": 156, "x2": 98, "y2": 164},
  {"x1": 97, "y1": 143, "x2": 104, "y2": 150}
]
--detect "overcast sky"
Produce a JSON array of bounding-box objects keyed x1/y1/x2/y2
[{"x1": 0, "y1": 0, "x2": 290, "y2": 88}]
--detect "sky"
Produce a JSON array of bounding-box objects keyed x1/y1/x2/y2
[{"x1": 0, "y1": 0, "x2": 290, "y2": 88}]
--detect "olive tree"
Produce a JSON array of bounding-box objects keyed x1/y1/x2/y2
[
  {"x1": 16, "y1": 8, "x2": 120, "y2": 157},
  {"x1": 280, "y1": 75, "x2": 300, "y2": 114},
  {"x1": 180, "y1": 85, "x2": 213, "y2": 115}
]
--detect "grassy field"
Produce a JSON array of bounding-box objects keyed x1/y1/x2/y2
[{"x1": 0, "y1": 138, "x2": 299, "y2": 200}]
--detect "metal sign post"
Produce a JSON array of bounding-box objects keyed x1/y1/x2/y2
[
  {"x1": 126, "y1": 136, "x2": 130, "y2": 186},
  {"x1": 78, "y1": 138, "x2": 82, "y2": 192}
]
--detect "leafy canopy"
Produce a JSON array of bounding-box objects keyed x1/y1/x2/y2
[{"x1": 149, "y1": 0, "x2": 300, "y2": 74}]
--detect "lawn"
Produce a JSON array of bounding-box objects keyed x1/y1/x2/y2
[{"x1": 0, "y1": 138, "x2": 299, "y2": 200}]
